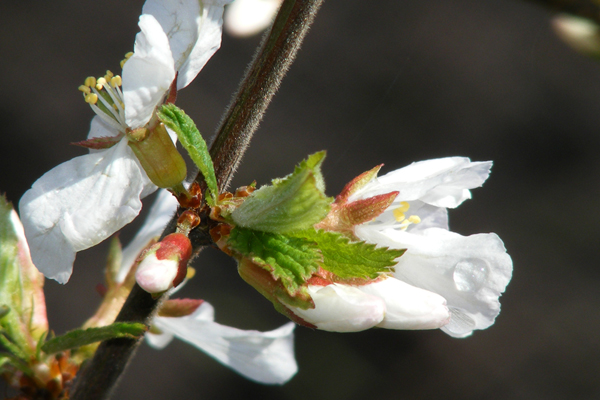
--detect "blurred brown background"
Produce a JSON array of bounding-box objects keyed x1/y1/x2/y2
[{"x1": 2, "y1": 0, "x2": 600, "y2": 399}]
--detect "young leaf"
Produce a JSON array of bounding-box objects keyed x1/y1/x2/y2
[
  {"x1": 0, "y1": 196, "x2": 47, "y2": 357},
  {"x1": 158, "y1": 104, "x2": 218, "y2": 206},
  {"x1": 228, "y1": 227, "x2": 321, "y2": 297},
  {"x1": 231, "y1": 152, "x2": 332, "y2": 233},
  {"x1": 41, "y1": 322, "x2": 147, "y2": 354},
  {"x1": 292, "y1": 229, "x2": 405, "y2": 280}
]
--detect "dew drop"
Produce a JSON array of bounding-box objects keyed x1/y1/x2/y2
[{"x1": 453, "y1": 258, "x2": 489, "y2": 292}]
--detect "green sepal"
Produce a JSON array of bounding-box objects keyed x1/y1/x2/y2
[
  {"x1": 158, "y1": 104, "x2": 218, "y2": 206},
  {"x1": 292, "y1": 229, "x2": 405, "y2": 280},
  {"x1": 41, "y1": 322, "x2": 147, "y2": 354},
  {"x1": 228, "y1": 227, "x2": 320, "y2": 299},
  {"x1": 231, "y1": 151, "x2": 332, "y2": 233}
]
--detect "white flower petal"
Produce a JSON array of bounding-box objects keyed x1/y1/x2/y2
[
  {"x1": 357, "y1": 227, "x2": 512, "y2": 337},
  {"x1": 87, "y1": 115, "x2": 119, "y2": 140},
  {"x1": 146, "y1": 329, "x2": 175, "y2": 349},
  {"x1": 224, "y1": 0, "x2": 281, "y2": 37},
  {"x1": 142, "y1": 0, "x2": 231, "y2": 90},
  {"x1": 152, "y1": 302, "x2": 297, "y2": 384},
  {"x1": 123, "y1": 14, "x2": 176, "y2": 128},
  {"x1": 351, "y1": 157, "x2": 492, "y2": 209},
  {"x1": 118, "y1": 189, "x2": 179, "y2": 283},
  {"x1": 288, "y1": 284, "x2": 385, "y2": 332},
  {"x1": 19, "y1": 140, "x2": 148, "y2": 283},
  {"x1": 358, "y1": 278, "x2": 450, "y2": 330}
]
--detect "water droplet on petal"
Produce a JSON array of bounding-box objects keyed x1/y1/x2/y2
[{"x1": 453, "y1": 258, "x2": 489, "y2": 292}]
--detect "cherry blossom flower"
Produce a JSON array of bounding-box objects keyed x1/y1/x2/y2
[
  {"x1": 348, "y1": 157, "x2": 513, "y2": 337},
  {"x1": 19, "y1": 0, "x2": 230, "y2": 284}
]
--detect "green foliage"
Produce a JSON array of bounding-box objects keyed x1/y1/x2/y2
[
  {"x1": 228, "y1": 227, "x2": 321, "y2": 296},
  {"x1": 0, "y1": 196, "x2": 47, "y2": 358},
  {"x1": 158, "y1": 104, "x2": 218, "y2": 206},
  {"x1": 41, "y1": 322, "x2": 147, "y2": 355},
  {"x1": 232, "y1": 152, "x2": 332, "y2": 233},
  {"x1": 292, "y1": 229, "x2": 405, "y2": 280}
]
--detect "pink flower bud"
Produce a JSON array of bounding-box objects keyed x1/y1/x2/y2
[{"x1": 135, "y1": 233, "x2": 192, "y2": 294}]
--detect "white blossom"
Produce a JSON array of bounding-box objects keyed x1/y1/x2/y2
[
  {"x1": 19, "y1": 0, "x2": 230, "y2": 283},
  {"x1": 148, "y1": 303, "x2": 298, "y2": 384},
  {"x1": 351, "y1": 157, "x2": 513, "y2": 337}
]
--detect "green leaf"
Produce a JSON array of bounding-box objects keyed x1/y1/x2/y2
[
  {"x1": 292, "y1": 229, "x2": 405, "y2": 280},
  {"x1": 41, "y1": 322, "x2": 147, "y2": 354},
  {"x1": 158, "y1": 104, "x2": 218, "y2": 206},
  {"x1": 228, "y1": 227, "x2": 321, "y2": 297},
  {"x1": 0, "y1": 195, "x2": 47, "y2": 357},
  {"x1": 232, "y1": 151, "x2": 332, "y2": 233}
]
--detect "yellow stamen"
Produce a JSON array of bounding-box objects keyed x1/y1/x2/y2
[
  {"x1": 397, "y1": 201, "x2": 410, "y2": 212},
  {"x1": 393, "y1": 209, "x2": 406, "y2": 222},
  {"x1": 120, "y1": 52, "x2": 134, "y2": 68},
  {"x1": 78, "y1": 85, "x2": 91, "y2": 94},
  {"x1": 408, "y1": 215, "x2": 421, "y2": 224},
  {"x1": 96, "y1": 77, "x2": 107, "y2": 90},
  {"x1": 85, "y1": 93, "x2": 98, "y2": 104},
  {"x1": 84, "y1": 76, "x2": 96, "y2": 87},
  {"x1": 110, "y1": 75, "x2": 122, "y2": 88},
  {"x1": 104, "y1": 70, "x2": 114, "y2": 81}
]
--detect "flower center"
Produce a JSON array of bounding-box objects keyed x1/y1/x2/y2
[
  {"x1": 392, "y1": 201, "x2": 421, "y2": 230},
  {"x1": 77, "y1": 53, "x2": 133, "y2": 133}
]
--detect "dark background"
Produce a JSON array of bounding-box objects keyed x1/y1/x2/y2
[{"x1": 2, "y1": 0, "x2": 600, "y2": 399}]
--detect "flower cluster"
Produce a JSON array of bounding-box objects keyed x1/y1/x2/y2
[
  {"x1": 297, "y1": 157, "x2": 513, "y2": 337},
  {"x1": 5, "y1": 0, "x2": 514, "y2": 395}
]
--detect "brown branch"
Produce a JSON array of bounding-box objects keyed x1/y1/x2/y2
[{"x1": 69, "y1": 1, "x2": 324, "y2": 399}]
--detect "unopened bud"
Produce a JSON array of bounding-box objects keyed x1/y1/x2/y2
[{"x1": 135, "y1": 233, "x2": 192, "y2": 294}]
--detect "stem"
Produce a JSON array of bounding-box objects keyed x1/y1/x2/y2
[
  {"x1": 208, "y1": 0, "x2": 324, "y2": 191},
  {"x1": 527, "y1": 0, "x2": 600, "y2": 24},
  {"x1": 69, "y1": 1, "x2": 323, "y2": 399}
]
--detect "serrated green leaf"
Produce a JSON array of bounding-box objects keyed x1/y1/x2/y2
[
  {"x1": 292, "y1": 229, "x2": 405, "y2": 280},
  {"x1": 232, "y1": 151, "x2": 332, "y2": 233},
  {"x1": 228, "y1": 227, "x2": 321, "y2": 296},
  {"x1": 158, "y1": 104, "x2": 218, "y2": 206},
  {"x1": 41, "y1": 322, "x2": 147, "y2": 354}
]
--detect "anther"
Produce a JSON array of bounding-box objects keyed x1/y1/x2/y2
[
  {"x1": 120, "y1": 52, "x2": 134, "y2": 68},
  {"x1": 85, "y1": 93, "x2": 98, "y2": 104},
  {"x1": 408, "y1": 215, "x2": 421, "y2": 224},
  {"x1": 393, "y1": 208, "x2": 406, "y2": 222},
  {"x1": 397, "y1": 201, "x2": 410, "y2": 212},
  {"x1": 84, "y1": 76, "x2": 96, "y2": 87},
  {"x1": 96, "y1": 77, "x2": 107, "y2": 90},
  {"x1": 78, "y1": 85, "x2": 91, "y2": 94},
  {"x1": 110, "y1": 75, "x2": 122, "y2": 88}
]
